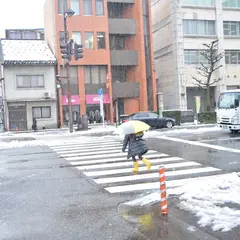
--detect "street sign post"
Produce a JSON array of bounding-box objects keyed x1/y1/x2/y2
[{"x1": 98, "y1": 88, "x2": 105, "y2": 127}]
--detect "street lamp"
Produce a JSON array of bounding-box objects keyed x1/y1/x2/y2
[{"x1": 63, "y1": 8, "x2": 75, "y2": 133}]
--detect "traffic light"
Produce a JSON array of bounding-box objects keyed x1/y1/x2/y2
[
  {"x1": 60, "y1": 42, "x2": 72, "y2": 61},
  {"x1": 74, "y1": 43, "x2": 83, "y2": 60}
]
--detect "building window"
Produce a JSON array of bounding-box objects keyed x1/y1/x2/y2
[
  {"x1": 23, "y1": 31, "x2": 37, "y2": 40},
  {"x1": 85, "y1": 32, "x2": 94, "y2": 49},
  {"x1": 72, "y1": 32, "x2": 82, "y2": 44},
  {"x1": 84, "y1": 66, "x2": 107, "y2": 84},
  {"x1": 8, "y1": 31, "x2": 22, "y2": 39},
  {"x1": 96, "y1": 0, "x2": 104, "y2": 16},
  {"x1": 97, "y1": 32, "x2": 106, "y2": 49},
  {"x1": 184, "y1": 50, "x2": 209, "y2": 64},
  {"x1": 182, "y1": 0, "x2": 215, "y2": 7},
  {"x1": 225, "y1": 50, "x2": 240, "y2": 64},
  {"x1": 32, "y1": 107, "x2": 51, "y2": 119},
  {"x1": 58, "y1": 0, "x2": 67, "y2": 14},
  {"x1": 223, "y1": 21, "x2": 240, "y2": 36},
  {"x1": 109, "y1": 35, "x2": 125, "y2": 50},
  {"x1": 111, "y1": 66, "x2": 127, "y2": 82},
  {"x1": 83, "y1": 0, "x2": 92, "y2": 15},
  {"x1": 71, "y1": 0, "x2": 80, "y2": 15},
  {"x1": 223, "y1": 0, "x2": 240, "y2": 8},
  {"x1": 16, "y1": 75, "x2": 44, "y2": 88},
  {"x1": 183, "y1": 20, "x2": 216, "y2": 35}
]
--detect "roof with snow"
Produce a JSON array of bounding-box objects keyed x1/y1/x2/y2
[{"x1": 0, "y1": 40, "x2": 56, "y2": 65}]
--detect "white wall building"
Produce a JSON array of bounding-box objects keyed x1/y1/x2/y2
[
  {"x1": 0, "y1": 40, "x2": 58, "y2": 130},
  {"x1": 152, "y1": 0, "x2": 240, "y2": 111}
]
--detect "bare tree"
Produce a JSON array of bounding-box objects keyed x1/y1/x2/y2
[{"x1": 192, "y1": 39, "x2": 224, "y2": 111}]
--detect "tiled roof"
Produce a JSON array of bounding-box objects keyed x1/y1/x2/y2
[{"x1": 0, "y1": 40, "x2": 56, "y2": 65}]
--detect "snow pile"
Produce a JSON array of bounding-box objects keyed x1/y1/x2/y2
[
  {"x1": 0, "y1": 140, "x2": 45, "y2": 149},
  {"x1": 125, "y1": 173, "x2": 240, "y2": 232}
]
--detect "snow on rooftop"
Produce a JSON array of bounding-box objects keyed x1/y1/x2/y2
[{"x1": 1, "y1": 40, "x2": 56, "y2": 63}]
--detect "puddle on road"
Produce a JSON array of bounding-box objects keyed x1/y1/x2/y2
[{"x1": 118, "y1": 203, "x2": 170, "y2": 240}]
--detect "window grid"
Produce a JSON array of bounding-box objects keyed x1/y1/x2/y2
[
  {"x1": 71, "y1": 0, "x2": 80, "y2": 15},
  {"x1": 223, "y1": 21, "x2": 240, "y2": 36},
  {"x1": 184, "y1": 50, "x2": 210, "y2": 64},
  {"x1": 97, "y1": 32, "x2": 106, "y2": 49},
  {"x1": 83, "y1": 0, "x2": 92, "y2": 15},
  {"x1": 72, "y1": 32, "x2": 82, "y2": 44},
  {"x1": 84, "y1": 66, "x2": 107, "y2": 84},
  {"x1": 96, "y1": 0, "x2": 104, "y2": 16},
  {"x1": 16, "y1": 75, "x2": 44, "y2": 88},
  {"x1": 225, "y1": 50, "x2": 240, "y2": 64},
  {"x1": 85, "y1": 32, "x2": 94, "y2": 49},
  {"x1": 223, "y1": 0, "x2": 240, "y2": 8},
  {"x1": 183, "y1": 20, "x2": 216, "y2": 35},
  {"x1": 32, "y1": 107, "x2": 51, "y2": 119},
  {"x1": 182, "y1": 0, "x2": 215, "y2": 7}
]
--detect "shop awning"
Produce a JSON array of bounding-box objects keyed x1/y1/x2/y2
[
  {"x1": 86, "y1": 94, "x2": 110, "y2": 105},
  {"x1": 62, "y1": 95, "x2": 80, "y2": 105}
]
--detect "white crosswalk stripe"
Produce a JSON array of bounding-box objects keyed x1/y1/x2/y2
[{"x1": 48, "y1": 137, "x2": 223, "y2": 194}]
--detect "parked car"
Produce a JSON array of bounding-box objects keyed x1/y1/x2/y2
[{"x1": 122, "y1": 112, "x2": 176, "y2": 129}]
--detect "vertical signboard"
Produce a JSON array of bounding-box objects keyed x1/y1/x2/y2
[{"x1": 98, "y1": 88, "x2": 105, "y2": 127}]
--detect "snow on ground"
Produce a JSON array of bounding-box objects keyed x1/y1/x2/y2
[
  {"x1": 0, "y1": 140, "x2": 46, "y2": 149},
  {"x1": 125, "y1": 172, "x2": 240, "y2": 232},
  {"x1": 0, "y1": 125, "x2": 220, "y2": 148},
  {"x1": 0, "y1": 126, "x2": 116, "y2": 139}
]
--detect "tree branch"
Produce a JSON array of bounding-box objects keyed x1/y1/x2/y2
[
  {"x1": 209, "y1": 78, "x2": 221, "y2": 86},
  {"x1": 192, "y1": 75, "x2": 205, "y2": 87},
  {"x1": 212, "y1": 64, "x2": 223, "y2": 72}
]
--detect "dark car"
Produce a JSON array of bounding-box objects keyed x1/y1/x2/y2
[{"x1": 122, "y1": 112, "x2": 176, "y2": 129}]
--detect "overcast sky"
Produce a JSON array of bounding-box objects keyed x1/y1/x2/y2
[{"x1": 0, "y1": 0, "x2": 45, "y2": 37}]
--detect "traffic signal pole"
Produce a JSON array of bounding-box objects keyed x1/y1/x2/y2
[
  {"x1": 64, "y1": 13, "x2": 73, "y2": 133},
  {"x1": 60, "y1": 8, "x2": 83, "y2": 133}
]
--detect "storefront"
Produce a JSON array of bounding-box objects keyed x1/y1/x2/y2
[
  {"x1": 62, "y1": 94, "x2": 110, "y2": 124},
  {"x1": 86, "y1": 94, "x2": 110, "y2": 123}
]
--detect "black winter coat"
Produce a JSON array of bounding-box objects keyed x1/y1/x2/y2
[{"x1": 122, "y1": 133, "x2": 149, "y2": 159}]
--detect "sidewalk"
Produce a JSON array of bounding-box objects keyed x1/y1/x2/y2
[{"x1": 0, "y1": 123, "x2": 218, "y2": 143}]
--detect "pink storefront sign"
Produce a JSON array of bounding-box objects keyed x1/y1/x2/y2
[
  {"x1": 86, "y1": 94, "x2": 110, "y2": 104},
  {"x1": 62, "y1": 95, "x2": 80, "y2": 105}
]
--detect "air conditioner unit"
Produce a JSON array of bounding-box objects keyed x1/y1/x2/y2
[{"x1": 44, "y1": 92, "x2": 51, "y2": 99}]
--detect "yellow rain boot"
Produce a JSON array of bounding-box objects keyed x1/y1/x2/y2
[
  {"x1": 142, "y1": 158, "x2": 151, "y2": 170},
  {"x1": 132, "y1": 162, "x2": 139, "y2": 173}
]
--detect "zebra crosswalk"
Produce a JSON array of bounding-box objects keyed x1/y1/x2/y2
[{"x1": 48, "y1": 137, "x2": 223, "y2": 194}]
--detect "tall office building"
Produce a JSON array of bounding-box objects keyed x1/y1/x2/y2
[
  {"x1": 152, "y1": 0, "x2": 240, "y2": 111},
  {"x1": 44, "y1": 0, "x2": 156, "y2": 125}
]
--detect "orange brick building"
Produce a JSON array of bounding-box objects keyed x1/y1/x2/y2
[{"x1": 44, "y1": 0, "x2": 156, "y2": 126}]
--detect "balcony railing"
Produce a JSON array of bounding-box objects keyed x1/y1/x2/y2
[
  {"x1": 108, "y1": 19, "x2": 136, "y2": 35},
  {"x1": 110, "y1": 50, "x2": 138, "y2": 66}
]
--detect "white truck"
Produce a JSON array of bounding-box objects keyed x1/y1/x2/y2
[{"x1": 216, "y1": 89, "x2": 240, "y2": 133}]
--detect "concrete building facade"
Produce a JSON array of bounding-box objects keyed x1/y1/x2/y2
[
  {"x1": 152, "y1": 0, "x2": 240, "y2": 112},
  {"x1": 44, "y1": 0, "x2": 157, "y2": 125},
  {"x1": 0, "y1": 40, "x2": 58, "y2": 130}
]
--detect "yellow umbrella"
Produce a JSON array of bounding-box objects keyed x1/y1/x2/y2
[{"x1": 118, "y1": 120, "x2": 150, "y2": 135}]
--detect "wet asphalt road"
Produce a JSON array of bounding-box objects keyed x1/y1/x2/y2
[
  {"x1": 0, "y1": 146, "x2": 147, "y2": 240},
  {"x1": 1, "y1": 128, "x2": 240, "y2": 240},
  {"x1": 144, "y1": 128, "x2": 240, "y2": 240},
  {"x1": 147, "y1": 129, "x2": 240, "y2": 172}
]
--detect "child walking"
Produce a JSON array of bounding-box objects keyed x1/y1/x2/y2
[{"x1": 122, "y1": 131, "x2": 151, "y2": 173}]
